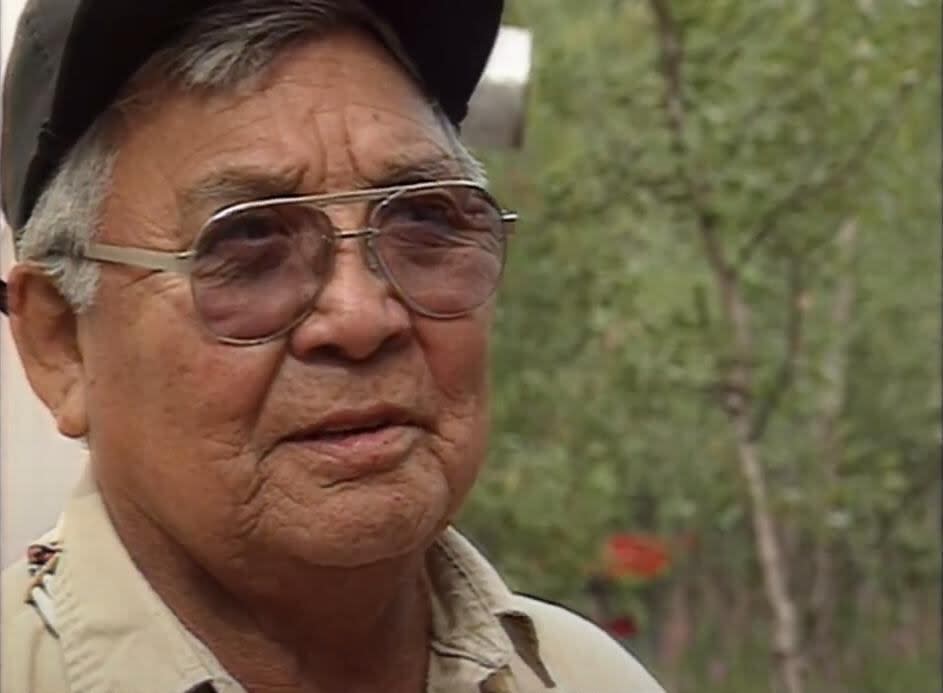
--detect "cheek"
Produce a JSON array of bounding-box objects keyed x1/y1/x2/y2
[
  {"x1": 83, "y1": 285, "x2": 282, "y2": 476},
  {"x1": 416, "y1": 315, "x2": 492, "y2": 505},
  {"x1": 419, "y1": 310, "x2": 492, "y2": 398}
]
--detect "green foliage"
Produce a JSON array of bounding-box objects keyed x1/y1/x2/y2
[{"x1": 459, "y1": 0, "x2": 940, "y2": 690}]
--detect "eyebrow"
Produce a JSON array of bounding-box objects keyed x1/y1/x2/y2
[
  {"x1": 178, "y1": 155, "x2": 466, "y2": 222},
  {"x1": 367, "y1": 155, "x2": 465, "y2": 187},
  {"x1": 179, "y1": 164, "x2": 309, "y2": 220}
]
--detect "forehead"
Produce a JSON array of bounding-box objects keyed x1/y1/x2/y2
[{"x1": 104, "y1": 29, "x2": 457, "y2": 236}]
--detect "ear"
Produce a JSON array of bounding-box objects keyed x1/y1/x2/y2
[{"x1": 6, "y1": 264, "x2": 89, "y2": 438}]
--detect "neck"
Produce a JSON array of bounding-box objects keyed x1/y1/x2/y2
[{"x1": 106, "y1": 496, "x2": 433, "y2": 693}]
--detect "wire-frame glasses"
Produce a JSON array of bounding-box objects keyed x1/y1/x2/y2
[{"x1": 55, "y1": 179, "x2": 517, "y2": 344}]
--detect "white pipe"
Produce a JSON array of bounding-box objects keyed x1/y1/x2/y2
[{"x1": 463, "y1": 26, "x2": 533, "y2": 150}]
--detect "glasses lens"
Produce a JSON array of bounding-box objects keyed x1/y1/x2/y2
[
  {"x1": 372, "y1": 186, "x2": 507, "y2": 317},
  {"x1": 192, "y1": 204, "x2": 331, "y2": 341}
]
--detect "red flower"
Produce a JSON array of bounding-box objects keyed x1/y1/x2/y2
[
  {"x1": 604, "y1": 615, "x2": 638, "y2": 639},
  {"x1": 604, "y1": 533, "x2": 670, "y2": 580}
]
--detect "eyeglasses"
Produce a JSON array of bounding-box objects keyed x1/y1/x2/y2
[{"x1": 67, "y1": 180, "x2": 517, "y2": 345}]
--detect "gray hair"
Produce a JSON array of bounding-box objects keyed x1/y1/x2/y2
[{"x1": 17, "y1": 0, "x2": 486, "y2": 312}]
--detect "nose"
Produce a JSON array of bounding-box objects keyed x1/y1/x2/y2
[{"x1": 287, "y1": 235, "x2": 412, "y2": 362}]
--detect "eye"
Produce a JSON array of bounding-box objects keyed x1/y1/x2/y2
[
  {"x1": 194, "y1": 209, "x2": 296, "y2": 280},
  {"x1": 404, "y1": 203, "x2": 451, "y2": 225},
  {"x1": 382, "y1": 191, "x2": 463, "y2": 227},
  {"x1": 203, "y1": 210, "x2": 289, "y2": 249}
]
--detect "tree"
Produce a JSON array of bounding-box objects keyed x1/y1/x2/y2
[{"x1": 461, "y1": 1, "x2": 940, "y2": 691}]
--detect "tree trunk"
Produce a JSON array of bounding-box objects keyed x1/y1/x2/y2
[
  {"x1": 732, "y1": 418, "x2": 805, "y2": 693},
  {"x1": 657, "y1": 577, "x2": 692, "y2": 668},
  {"x1": 720, "y1": 239, "x2": 805, "y2": 693},
  {"x1": 808, "y1": 219, "x2": 858, "y2": 671},
  {"x1": 645, "y1": 2, "x2": 806, "y2": 690}
]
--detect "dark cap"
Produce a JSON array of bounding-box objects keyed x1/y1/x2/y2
[{"x1": 1, "y1": 0, "x2": 504, "y2": 234}]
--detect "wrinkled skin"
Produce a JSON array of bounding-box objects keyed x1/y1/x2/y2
[
  {"x1": 95, "y1": 29, "x2": 490, "y2": 572},
  {"x1": 9, "y1": 28, "x2": 493, "y2": 691}
]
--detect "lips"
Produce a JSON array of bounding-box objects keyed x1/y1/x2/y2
[
  {"x1": 315, "y1": 420, "x2": 390, "y2": 440},
  {"x1": 277, "y1": 406, "x2": 425, "y2": 484},
  {"x1": 286, "y1": 405, "x2": 418, "y2": 443}
]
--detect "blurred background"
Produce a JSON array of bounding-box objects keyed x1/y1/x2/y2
[
  {"x1": 457, "y1": 2, "x2": 941, "y2": 692},
  {"x1": 1, "y1": 1, "x2": 939, "y2": 692}
]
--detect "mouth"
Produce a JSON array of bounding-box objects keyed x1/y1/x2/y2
[
  {"x1": 314, "y1": 420, "x2": 393, "y2": 440},
  {"x1": 283, "y1": 405, "x2": 423, "y2": 446},
  {"x1": 276, "y1": 406, "x2": 425, "y2": 483}
]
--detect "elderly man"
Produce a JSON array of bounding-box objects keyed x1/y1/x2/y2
[{"x1": 1, "y1": 1, "x2": 665, "y2": 691}]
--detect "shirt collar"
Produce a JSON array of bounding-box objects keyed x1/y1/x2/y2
[
  {"x1": 49, "y1": 470, "x2": 229, "y2": 693},
  {"x1": 426, "y1": 529, "x2": 556, "y2": 689},
  {"x1": 48, "y1": 469, "x2": 555, "y2": 693}
]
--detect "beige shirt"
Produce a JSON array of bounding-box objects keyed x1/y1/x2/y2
[{"x1": 2, "y1": 472, "x2": 665, "y2": 693}]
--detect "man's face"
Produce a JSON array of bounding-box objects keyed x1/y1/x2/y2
[{"x1": 78, "y1": 29, "x2": 493, "y2": 572}]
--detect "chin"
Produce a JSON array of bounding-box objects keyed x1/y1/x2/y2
[{"x1": 265, "y1": 482, "x2": 451, "y2": 569}]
